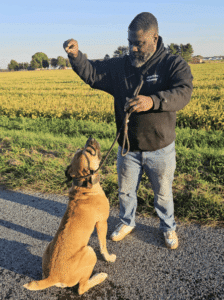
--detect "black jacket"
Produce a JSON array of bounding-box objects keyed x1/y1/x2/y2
[{"x1": 68, "y1": 36, "x2": 193, "y2": 151}]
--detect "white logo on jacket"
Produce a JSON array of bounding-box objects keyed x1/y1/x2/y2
[{"x1": 146, "y1": 75, "x2": 159, "y2": 82}]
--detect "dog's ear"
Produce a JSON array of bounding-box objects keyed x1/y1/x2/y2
[{"x1": 65, "y1": 165, "x2": 72, "y2": 181}]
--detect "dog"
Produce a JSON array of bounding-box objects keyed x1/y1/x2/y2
[{"x1": 23, "y1": 137, "x2": 116, "y2": 295}]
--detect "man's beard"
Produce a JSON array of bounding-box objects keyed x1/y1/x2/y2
[{"x1": 129, "y1": 51, "x2": 154, "y2": 68}]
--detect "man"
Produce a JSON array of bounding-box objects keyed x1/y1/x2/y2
[{"x1": 63, "y1": 12, "x2": 193, "y2": 249}]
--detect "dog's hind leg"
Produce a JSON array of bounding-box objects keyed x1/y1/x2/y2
[
  {"x1": 78, "y1": 272, "x2": 108, "y2": 295},
  {"x1": 75, "y1": 246, "x2": 108, "y2": 295}
]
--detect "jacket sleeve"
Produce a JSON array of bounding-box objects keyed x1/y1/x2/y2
[
  {"x1": 68, "y1": 51, "x2": 114, "y2": 96},
  {"x1": 151, "y1": 57, "x2": 193, "y2": 112}
]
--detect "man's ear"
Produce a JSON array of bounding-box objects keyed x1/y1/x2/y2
[{"x1": 154, "y1": 33, "x2": 159, "y2": 44}]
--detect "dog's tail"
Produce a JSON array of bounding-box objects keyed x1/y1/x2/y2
[{"x1": 23, "y1": 277, "x2": 57, "y2": 290}]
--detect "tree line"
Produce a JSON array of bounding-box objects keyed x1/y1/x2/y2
[
  {"x1": 8, "y1": 52, "x2": 72, "y2": 71},
  {"x1": 8, "y1": 42, "x2": 194, "y2": 71},
  {"x1": 104, "y1": 43, "x2": 194, "y2": 63}
]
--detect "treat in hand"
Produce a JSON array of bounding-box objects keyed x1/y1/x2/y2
[{"x1": 63, "y1": 39, "x2": 79, "y2": 58}]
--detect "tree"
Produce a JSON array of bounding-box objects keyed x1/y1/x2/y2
[
  {"x1": 18, "y1": 63, "x2": 25, "y2": 70},
  {"x1": 57, "y1": 56, "x2": 66, "y2": 68},
  {"x1": 30, "y1": 58, "x2": 39, "y2": 69},
  {"x1": 167, "y1": 43, "x2": 180, "y2": 55},
  {"x1": 167, "y1": 43, "x2": 194, "y2": 63},
  {"x1": 42, "y1": 59, "x2": 49, "y2": 68},
  {"x1": 113, "y1": 46, "x2": 129, "y2": 58},
  {"x1": 51, "y1": 58, "x2": 58, "y2": 68},
  {"x1": 65, "y1": 58, "x2": 71, "y2": 68},
  {"x1": 104, "y1": 54, "x2": 110, "y2": 60},
  {"x1": 8, "y1": 60, "x2": 19, "y2": 71},
  {"x1": 23, "y1": 62, "x2": 29, "y2": 69},
  {"x1": 18, "y1": 62, "x2": 29, "y2": 70},
  {"x1": 31, "y1": 52, "x2": 49, "y2": 69},
  {"x1": 180, "y1": 43, "x2": 194, "y2": 63}
]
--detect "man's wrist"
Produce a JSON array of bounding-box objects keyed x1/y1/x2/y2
[
  {"x1": 147, "y1": 96, "x2": 156, "y2": 110},
  {"x1": 146, "y1": 96, "x2": 154, "y2": 110}
]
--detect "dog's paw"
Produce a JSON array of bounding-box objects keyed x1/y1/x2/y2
[
  {"x1": 102, "y1": 253, "x2": 116, "y2": 262},
  {"x1": 108, "y1": 254, "x2": 116, "y2": 262}
]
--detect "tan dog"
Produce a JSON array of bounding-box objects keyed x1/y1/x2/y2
[{"x1": 23, "y1": 137, "x2": 116, "y2": 295}]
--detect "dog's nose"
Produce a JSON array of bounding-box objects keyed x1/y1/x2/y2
[{"x1": 87, "y1": 137, "x2": 95, "y2": 144}]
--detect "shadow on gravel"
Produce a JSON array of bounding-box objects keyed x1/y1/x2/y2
[
  {"x1": 0, "y1": 188, "x2": 67, "y2": 218},
  {"x1": 106, "y1": 215, "x2": 164, "y2": 248},
  {"x1": 1, "y1": 189, "x2": 161, "y2": 247},
  {"x1": 0, "y1": 219, "x2": 52, "y2": 241},
  {"x1": 0, "y1": 239, "x2": 42, "y2": 279},
  {"x1": 133, "y1": 223, "x2": 165, "y2": 248},
  {"x1": 0, "y1": 188, "x2": 66, "y2": 280}
]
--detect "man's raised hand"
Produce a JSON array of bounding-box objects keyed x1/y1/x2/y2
[{"x1": 63, "y1": 39, "x2": 79, "y2": 58}]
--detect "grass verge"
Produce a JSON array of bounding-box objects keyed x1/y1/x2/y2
[{"x1": 0, "y1": 118, "x2": 223, "y2": 227}]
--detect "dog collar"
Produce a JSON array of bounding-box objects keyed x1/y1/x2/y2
[{"x1": 73, "y1": 173, "x2": 100, "y2": 188}]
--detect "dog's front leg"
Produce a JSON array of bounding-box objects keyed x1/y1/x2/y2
[{"x1": 96, "y1": 221, "x2": 116, "y2": 262}]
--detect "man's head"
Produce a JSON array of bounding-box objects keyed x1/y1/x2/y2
[{"x1": 128, "y1": 12, "x2": 159, "y2": 68}]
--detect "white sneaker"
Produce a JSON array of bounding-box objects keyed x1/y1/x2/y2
[
  {"x1": 164, "y1": 231, "x2": 178, "y2": 249},
  {"x1": 110, "y1": 222, "x2": 134, "y2": 242}
]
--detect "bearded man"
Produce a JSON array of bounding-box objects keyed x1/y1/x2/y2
[{"x1": 63, "y1": 12, "x2": 193, "y2": 249}]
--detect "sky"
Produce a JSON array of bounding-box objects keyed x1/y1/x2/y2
[{"x1": 1, "y1": 0, "x2": 224, "y2": 69}]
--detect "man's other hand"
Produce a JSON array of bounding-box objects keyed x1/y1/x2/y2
[{"x1": 124, "y1": 95, "x2": 154, "y2": 113}]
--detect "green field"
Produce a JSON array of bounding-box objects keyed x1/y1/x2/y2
[{"x1": 0, "y1": 63, "x2": 223, "y2": 226}]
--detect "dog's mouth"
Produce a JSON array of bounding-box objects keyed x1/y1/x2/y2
[
  {"x1": 65, "y1": 137, "x2": 102, "y2": 183},
  {"x1": 84, "y1": 137, "x2": 102, "y2": 160}
]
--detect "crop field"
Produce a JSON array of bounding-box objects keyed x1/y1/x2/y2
[
  {"x1": 0, "y1": 69, "x2": 114, "y2": 123},
  {"x1": 0, "y1": 62, "x2": 224, "y2": 130},
  {"x1": 0, "y1": 62, "x2": 224, "y2": 225}
]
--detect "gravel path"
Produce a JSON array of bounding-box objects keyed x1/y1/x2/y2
[{"x1": 0, "y1": 187, "x2": 224, "y2": 300}]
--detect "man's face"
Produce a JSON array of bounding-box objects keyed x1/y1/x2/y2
[{"x1": 128, "y1": 29, "x2": 158, "y2": 68}]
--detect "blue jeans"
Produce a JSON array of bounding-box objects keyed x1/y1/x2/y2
[{"x1": 117, "y1": 141, "x2": 176, "y2": 232}]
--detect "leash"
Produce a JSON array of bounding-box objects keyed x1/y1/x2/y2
[
  {"x1": 66, "y1": 74, "x2": 145, "y2": 184},
  {"x1": 96, "y1": 74, "x2": 144, "y2": 166},
  {"x1": 97, "y1": 74, "x2": 144, "y2": 163},
  {"x1": 120, "y1": 74, "x2": 144, "y2": 156}
]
